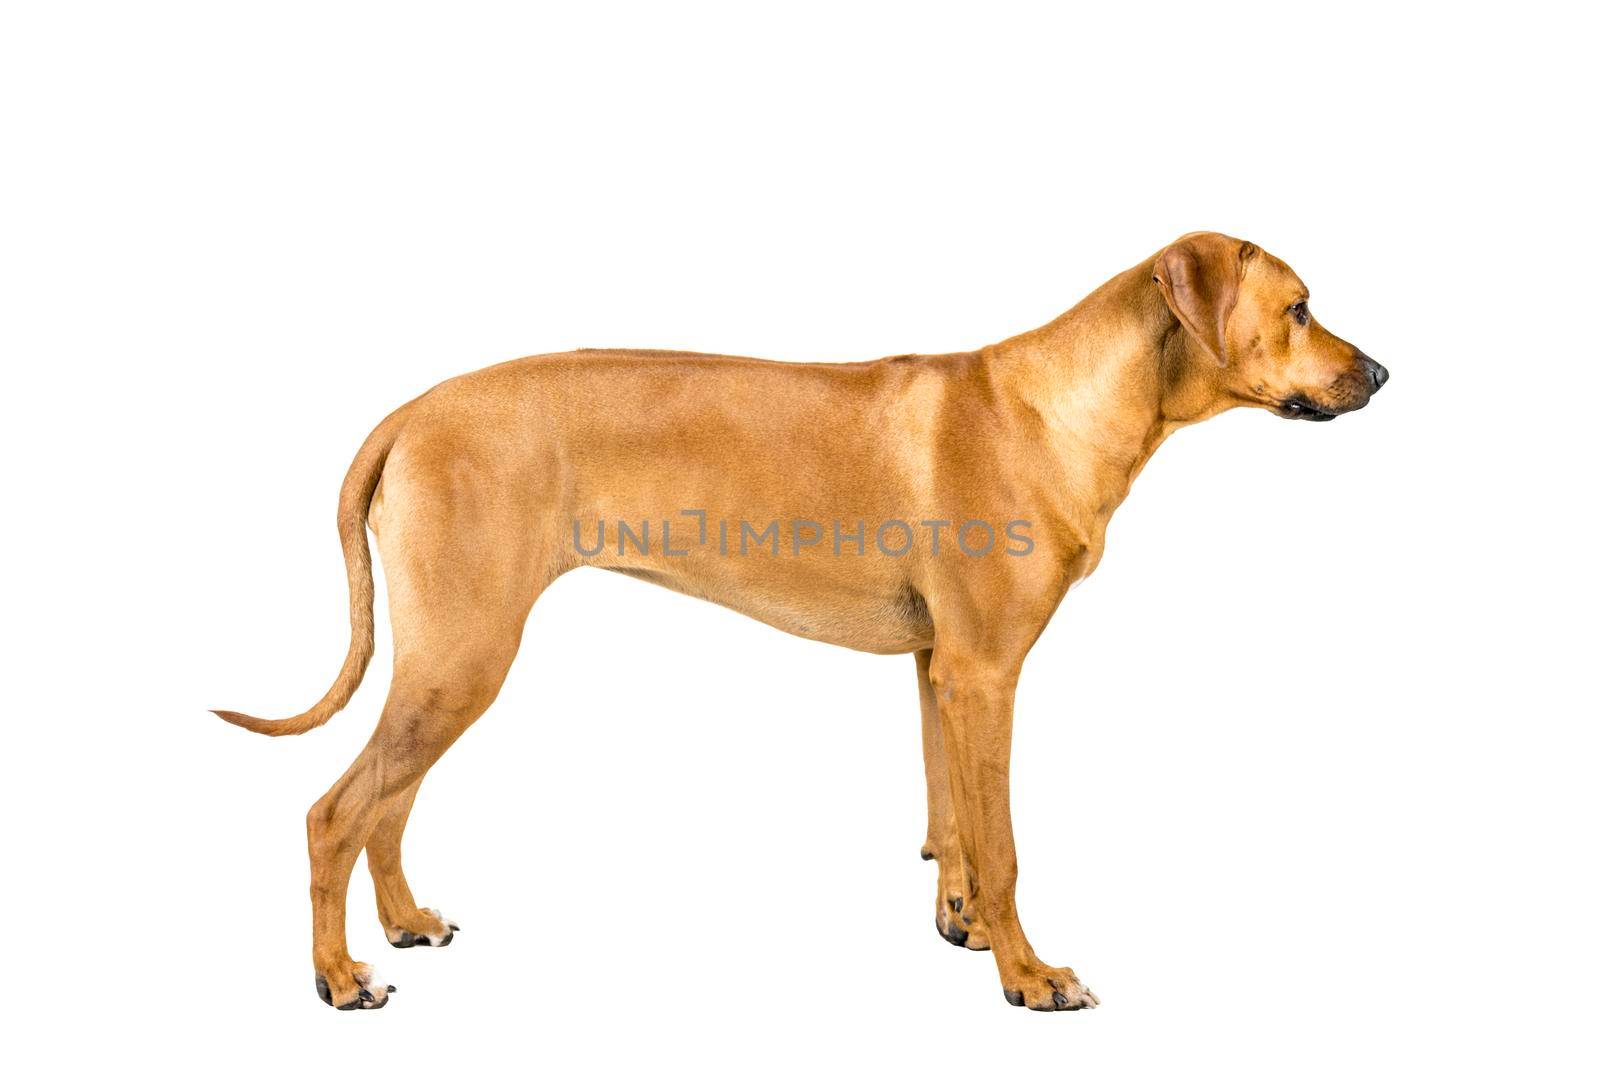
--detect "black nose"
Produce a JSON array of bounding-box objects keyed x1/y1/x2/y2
[{"x1": 1357, "y1": 352, "x2": 1389, "y2": 393}]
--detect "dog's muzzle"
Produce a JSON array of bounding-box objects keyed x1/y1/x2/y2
[{"x1": 1279, "y1": 351, "x2": 1388, "y2": 421}]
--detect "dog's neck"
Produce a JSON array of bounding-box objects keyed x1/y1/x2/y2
[{"x1": 982, "y1": 256, "x2": 1236, "y2": 532}]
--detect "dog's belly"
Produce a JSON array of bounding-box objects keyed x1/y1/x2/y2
[{"x1": 591, "y1": 560, "x2": 934, "y2": 655}]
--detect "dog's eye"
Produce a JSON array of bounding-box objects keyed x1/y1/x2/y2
[{"x1": 1288, "y1": 301, "x2": 1309, "y2": 326}]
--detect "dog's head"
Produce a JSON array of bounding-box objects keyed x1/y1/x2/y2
[{"x1": 1153, "y1": 232, "x2": 1386, "y2": 420}]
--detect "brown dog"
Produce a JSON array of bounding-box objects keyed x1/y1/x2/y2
[{"x1": 215, "y1": 232, "x2": 1386, "y2": 1011}]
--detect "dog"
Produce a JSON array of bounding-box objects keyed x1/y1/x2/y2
[{"x1": 215, "y1": 232, "x2": 1386, "y2": 1011}]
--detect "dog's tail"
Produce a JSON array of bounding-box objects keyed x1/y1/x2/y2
[{"x1": 211, "y1": 410, "x2": 403, "y2": 737}]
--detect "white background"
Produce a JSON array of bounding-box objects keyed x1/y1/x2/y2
[{"x1": 3, "y1": 2, "x2": 1595, "y2": 1063}]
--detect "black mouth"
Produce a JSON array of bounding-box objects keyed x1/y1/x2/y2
[{"x1": 1277, "y1": 396, "x2": 1340, "y2": 421}]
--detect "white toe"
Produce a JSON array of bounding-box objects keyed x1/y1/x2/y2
[{"x1": 352, "y1": 964, "x2": 390, "y2": 1006}]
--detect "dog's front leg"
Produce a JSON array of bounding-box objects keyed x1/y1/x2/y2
[
  {"x1": 916, "y1": 648, "x2": 991, "y2": 951},
  {"x1": 929, "y1": 645, "x2": 1098, "y2": 1011}
]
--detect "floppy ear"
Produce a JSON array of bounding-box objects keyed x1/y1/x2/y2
[{"x1": 1152, "y1": 234, "x2": 1257, "y2": 366}]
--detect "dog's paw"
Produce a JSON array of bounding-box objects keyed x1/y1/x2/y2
[
  {"x1": 315, "y1": 962, "x2": 394, "y2": 1011},
  {"x1": 926, "y1": 846, "x2": 990, "y2": 951},
  {"x1": 387, "y1": 907, "x2": 459, "y2": 948},
  {"x1": 1000, "y1": 963, "x2": 1098, "y2": 1012},
  {"x1": 934, "y1": 890, "x2": 991, "y2": 950}
]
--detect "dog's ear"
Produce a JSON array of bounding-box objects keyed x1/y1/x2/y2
[{"x1": 1152, "y1": 234, "x2": 1257, "y2": 366}]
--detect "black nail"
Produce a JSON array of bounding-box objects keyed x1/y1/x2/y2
[
  {"x1": 1004, "y1": 988, "x2": 1024, "y2": 1007},
  {"x1": 386, "y1": 985, "x2": 397, "y2": 993}
]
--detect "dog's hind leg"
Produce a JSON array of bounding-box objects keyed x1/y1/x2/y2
[
  {"x1": 306, "y1": 637, "x2": 522, "y2": 1009},
  {"x1": 304, "y1": 445, "x2": 559, "y2": 1008},
  {"x1": 915, "y1": 648, "x2": 991, "y2": 951},
  {"x1": 366, "y1": 780, "x2": 459, "y2": 948}
]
